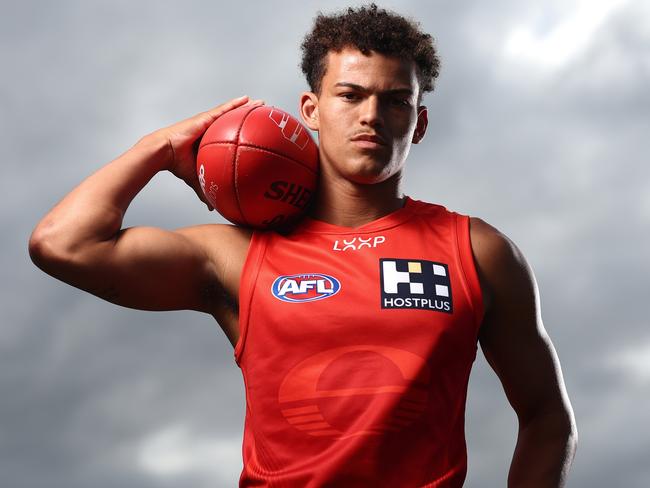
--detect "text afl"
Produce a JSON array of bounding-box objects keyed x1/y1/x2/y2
[{"x1": 272, "y1": 274, "x2": 341, "y2": 303}]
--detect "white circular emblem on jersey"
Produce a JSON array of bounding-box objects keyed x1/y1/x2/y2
[{"x1": 272, "y1": 273, "x2": 341, "y2": 303}]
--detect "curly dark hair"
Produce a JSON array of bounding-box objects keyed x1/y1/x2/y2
[{"x1": 300, "y1": 3, "x2": 440, "y2": 100}]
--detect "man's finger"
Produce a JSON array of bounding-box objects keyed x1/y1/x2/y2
[{"x1": 204, "y1": 95, "x2": 250, "y2": 120}]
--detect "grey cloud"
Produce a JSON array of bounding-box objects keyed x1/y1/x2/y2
[{"x1": 3, "y1": 1, "x2": 648, "y2": 487}]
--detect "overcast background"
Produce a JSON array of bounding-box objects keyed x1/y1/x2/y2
[{"x1": 2, "y1": 0, "x2": 649, "y2": 486}]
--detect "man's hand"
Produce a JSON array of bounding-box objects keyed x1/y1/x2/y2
[{"x1": 145, "y1": 95, "x2": 265, "y2": 210}]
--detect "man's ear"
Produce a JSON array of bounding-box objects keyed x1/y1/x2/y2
[
  {"x1": 300, "y1": 91, "x2": 320, "y2": 131},
  {"x1": 412, "y1": 106, "x2": 428, "y2": 144}
]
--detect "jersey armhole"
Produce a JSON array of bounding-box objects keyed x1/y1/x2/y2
[
  {"x1": 454, "y1": 213, "x2": 485, "y2": 331},
  {"x1": 234, "y1": 230, "x2": 268, "y2": 367}
]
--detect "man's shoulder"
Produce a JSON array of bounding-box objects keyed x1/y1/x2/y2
[
  {"x1": 468, "y1": 217, "x2": 533, "y2": 314},
  {"x1": 468, "y1": 217, "x2": 522, "y2": 267}
]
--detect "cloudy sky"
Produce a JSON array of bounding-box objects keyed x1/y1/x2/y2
[{"x1": 2, "y1": 0, "x2": 649, "y2": 486}]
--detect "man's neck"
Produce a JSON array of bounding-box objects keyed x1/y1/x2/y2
[{"x1": 308, "y1": 172, "x2": 406, "y2": 228}]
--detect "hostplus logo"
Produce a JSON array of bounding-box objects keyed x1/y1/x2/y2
[{"x1": 379, "y1": 258, "x2": 452, "y2": 313}]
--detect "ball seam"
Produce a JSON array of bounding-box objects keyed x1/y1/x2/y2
[
  {"x1": 232, "y1": 106, "x2": 260, "y2": 227},
  {"x1": 201, "y1": 141, "x2": 318, "y2": 175}
]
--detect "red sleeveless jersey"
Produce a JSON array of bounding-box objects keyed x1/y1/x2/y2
[{"x1": 234, "y1": 196, "x2": 484, "y2": 487}]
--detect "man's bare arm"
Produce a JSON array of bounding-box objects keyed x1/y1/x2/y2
[
  {"x1": 470, "y1": 217, "x2": 578, "y2": 487},
  {"x1": 29, "y1": 96, "x2": 260, "y2": 313}
]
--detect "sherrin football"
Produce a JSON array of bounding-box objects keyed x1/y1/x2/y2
[{"x1": 196, "y1": 105, "x2": 319, "y2": 229}]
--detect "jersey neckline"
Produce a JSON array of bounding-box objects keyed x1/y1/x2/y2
[{"x1": 294, "y1": 196, "x2": 420, "y2": 234}]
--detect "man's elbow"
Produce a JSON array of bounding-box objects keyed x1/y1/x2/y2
[
  {"x1": 551, "y1": 412, "x2": 578, "y2": 454},
  {"x1": 560, "y1": 422, "x2": 579, "y2": 485},
  {"x1": 29, "y1": 225, "x2": 58, "y2": 270},
  {"x1": 559, "y1": 403, "x2": 578, "y2": 456},
  {"x1": 527, "y1": 405, "x2": 579, "y2": 458},
  {"x1": 28, "y1": 223, "x2": 78, "y2": 275},
  {"x1": 520, "y1": 403, "x2": 578, "y2": 443}
]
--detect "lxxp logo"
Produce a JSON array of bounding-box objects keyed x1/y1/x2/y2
[{"x1": 379, "y1": 259, "x2": 453, "y2": 313}]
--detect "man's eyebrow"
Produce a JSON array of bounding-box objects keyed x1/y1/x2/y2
[{"x1": 334, "y1": 82, "x2": 413, "y2": 96}]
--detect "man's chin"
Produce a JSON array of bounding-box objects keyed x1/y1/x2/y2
[
  {"x1": 343, "y1": 166, "x2": 396, "y2": 185},
  {"x1": 322, "y1": 153, "x2": 399, "y2": 185}
]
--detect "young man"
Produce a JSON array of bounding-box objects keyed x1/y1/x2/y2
[{"x1": 29, "y1": 4, "x2": 577, "y2": 487}]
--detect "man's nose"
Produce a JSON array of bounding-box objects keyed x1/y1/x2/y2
[{"x1": 359, "y1": 96, "x2": 384, "y2": 127}]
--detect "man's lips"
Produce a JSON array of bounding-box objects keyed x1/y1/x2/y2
[{"x1": 350, "y1": 133, "x2": 388, "y2": 146}]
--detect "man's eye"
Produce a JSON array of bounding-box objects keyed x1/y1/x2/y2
[
  {"x1": 392, "y1": 98, "x2": 411, "y2": 107},
  {"x1": 340, "y1": 93, "x2": 358, "y2": 101}
]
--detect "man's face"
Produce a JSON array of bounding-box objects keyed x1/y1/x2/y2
[{"x1": 300, "y1": 47, "x2": 427, "y2": 185}]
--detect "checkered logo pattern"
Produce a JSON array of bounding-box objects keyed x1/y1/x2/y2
[{"x1": 379, "y1": 258, "x2": 453, "y2": 313}]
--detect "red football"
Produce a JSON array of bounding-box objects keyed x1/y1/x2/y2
[{"x1": 196, "y1": 105, "x2": 319, "y2": 229}]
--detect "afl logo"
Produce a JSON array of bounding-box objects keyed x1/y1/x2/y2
[{"x1": 272, "y1": 273, "x2": 341, "y2": 303}]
